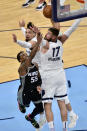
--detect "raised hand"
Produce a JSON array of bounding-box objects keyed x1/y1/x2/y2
[
  {"x1": 12, "y1": 34, "x2": 17, "y2": 42},
  {"x1": 19, "y1": 20, "x2": 25, "y2": 27},
  {"x1": 37, "y1": 31, "x2": 42, "y2": 45}
]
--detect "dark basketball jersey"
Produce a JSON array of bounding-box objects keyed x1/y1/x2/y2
[{"x1": 20, "y1": 64, "x2": 42, "y2": 93}]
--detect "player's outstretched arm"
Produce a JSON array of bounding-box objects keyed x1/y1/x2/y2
[
  {"x1": 60, "y1": 18, "x2": 82, "y2": 44},
  {"x1": 19, "y1": 20, "x2": 26, "y2": 36},
  {"x1": 12, "y1": 34, "x2": 33, "y2": 48},
  {"x1": 29, "y1": 31, "x2": 42, "y2": 62}
]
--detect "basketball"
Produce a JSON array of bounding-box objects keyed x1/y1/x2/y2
[{"x1": 43, "y1": 5, "x2": 52, "y2": 19}]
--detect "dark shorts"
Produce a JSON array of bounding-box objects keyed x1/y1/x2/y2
[{"x1": 17, "y1": 87, "x2": 42, "y2": 107}]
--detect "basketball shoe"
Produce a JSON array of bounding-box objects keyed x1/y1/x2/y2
[
  {"x1": 36, "y1": 1, "x2": 46, "y2": 11},
  {"x1": 68, "y1": 113, "x2": 78, "y2": 128},
  {"x1": 25, "y1": 114, "x2": 40, "y2": 128},
  {"x1": 22, "y1": 0, "x2": 35, "y2": 8}
]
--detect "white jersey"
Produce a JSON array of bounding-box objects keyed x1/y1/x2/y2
[{"x1": 40, "y1": 40, "x2": 63, "y2": 71}]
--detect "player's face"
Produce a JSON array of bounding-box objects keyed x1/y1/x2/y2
[
  {"x1": 44, "y1": 31, "x2": 52, "y2": 41},
  {"x1": 20, "y1": 52, "x2": 28, "y2": 62},
  {"x1": 25, "y1": 29, "x2": 35, "y2": 41}
]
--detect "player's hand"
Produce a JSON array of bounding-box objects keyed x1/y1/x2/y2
[
  {"x1": 19, "y1": 20, "x2": 25, "y2": 27},
  {"x1": 30, "y1": 25, "x2": 40, "y2": 34},
  {"x1": 37, "y1": 86, "x2": 42, "y2": 94},
  {"x1": 12, "y1": 34, "x2": 17, "y2": 42},
  {"x1": 37, "y1": 31, "x2": 42, "y2": 45}
]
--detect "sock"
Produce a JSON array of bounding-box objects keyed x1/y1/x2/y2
[
  {"x1": 62, "y1": 121, "x2": 68, "y2": 130},
  {"x1": 48, "y1": 121, "x2": 55, "y2": 131}
]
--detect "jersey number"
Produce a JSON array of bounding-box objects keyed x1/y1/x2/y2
[
  {"x1": 31, "y1": 76, "x2": 38, "y2": 83},
  {"x1": 52, "y1": 46, "x2": 60, "y2": 57}
]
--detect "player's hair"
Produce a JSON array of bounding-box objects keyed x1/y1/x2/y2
[
  {"x1": 27, "y1": 22, "x2": 34, "y2": 29},
  {"x1": 48, "y1": 27, "x2": 59, "y2": 36},
  {"x1": 17, "y1": 51, "x2": 24, "y2": 62}
]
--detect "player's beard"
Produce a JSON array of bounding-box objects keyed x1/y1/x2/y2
[
  {"x1": 44, "y1": 35, "x2": 52, "y2": 42},
  {"x1": 25, "y1": 38, "x2": 29, "y2": 42}
]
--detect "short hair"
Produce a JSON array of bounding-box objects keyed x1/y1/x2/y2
[
  {"x1": 48, "y1": 27, "x2": 59, "y2": 36},
  {"x1": 17, "y1": 51, "x2": 24, "y2": 62},
  {"x1": 27, "y1": 22, "x2": 34, "y2": 29}
]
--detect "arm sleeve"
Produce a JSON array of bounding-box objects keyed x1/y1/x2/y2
[
  {"x1": 21, "y1": 27, "x2": 26, "y2": 36},
  {"x1": 17, "y1": 40, "x2": 32, "y2": 48},
  {"x1": 64, "y1": 19, "x2": 82, "y2": 37}
]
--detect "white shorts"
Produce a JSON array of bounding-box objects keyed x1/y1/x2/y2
[{"x1": 41, "y1": 68, "x2": 67, "y2": 103}]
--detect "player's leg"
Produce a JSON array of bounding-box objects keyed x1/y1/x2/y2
[
  {"x1": 65, "y1": 97, "x2": 78, "y2": 128},
  {"x1": 22, "y1": 0, "x2": 35, "y2": 8},
  {"x1": 57, "y1": 100, "x2": 68, "y2": 131},
  {"x1": 44, "y1": 102, "x2": 55, "y2": 131},
  {"x1": 42, "y1": 82, "x2": 55, "y2": 131},
  {"x1": 25, "y1": 88, "x2": 45, "y2": 129},
  {"x1": 17, "y1": 86, "x2": 26, "y2": 113},
  {"x1": 54, "y1": 69, "x2": 68, "y2": 131}
]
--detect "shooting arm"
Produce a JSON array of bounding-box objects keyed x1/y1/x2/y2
[
  {"x1": 29, "y1": 32, "x2": 42, "y2": 62},
  {"x1": 61, "y1": 19, "x2": 82, "y2": 43}
]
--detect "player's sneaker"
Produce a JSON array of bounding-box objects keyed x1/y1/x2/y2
[
  {"x1": 36, "y1": 1, "x2": 47, "y2": 11},
  {"x1": 68, "y1": 114, "x2": 78, "y2": 128},
  {"x1": 18, "y1": 102, "x2": 26, "y2": 113},
  {"x1": 25, "y1": 114, "x2": 40, "y2": 128},
  {"x1": 22, "y1": 0, "x2": 35, "y2": 8}
]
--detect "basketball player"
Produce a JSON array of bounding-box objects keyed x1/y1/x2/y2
[
  {"x1": 13, "y1": 31, "x2": 45, "y2": 129},
  {"x1": 16, "y1": 19, "x2": 80, "y2": 129},
  {"x1": 12, "y1": 26, "x2": 46, "y2": 131},
  {"x1": 39, "y1": 18, "x2": 82, "y2": 131},
  {"x1": 36, "y1": 0, "x2": 66, "y2": 11}
]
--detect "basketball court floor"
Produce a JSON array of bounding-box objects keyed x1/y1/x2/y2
[
  {"x1": 0, "y1": 65, "x2": 87, "y2": 131},
  {"x1": 0, "y1": 0, "x2": 87, "y2": 131}
]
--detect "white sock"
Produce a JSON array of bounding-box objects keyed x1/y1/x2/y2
[
  {"x1": 62, "y1": 121, "x2": 68, "y2": 129},
  {"x1": 48, "y1": 121, "x2": 54, "y2": 129}
]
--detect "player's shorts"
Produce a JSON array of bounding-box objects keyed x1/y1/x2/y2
[
  {"x1": 17, "y1": 86, "x2": 42, "y2": 106},
  {"x1": 41, "y1": 68, "x2": 67, "y2": 103}
]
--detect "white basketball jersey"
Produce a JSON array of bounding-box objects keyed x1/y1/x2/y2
[{"x1": 40, "y1": 40, "x2": 63, "y2": 71}]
